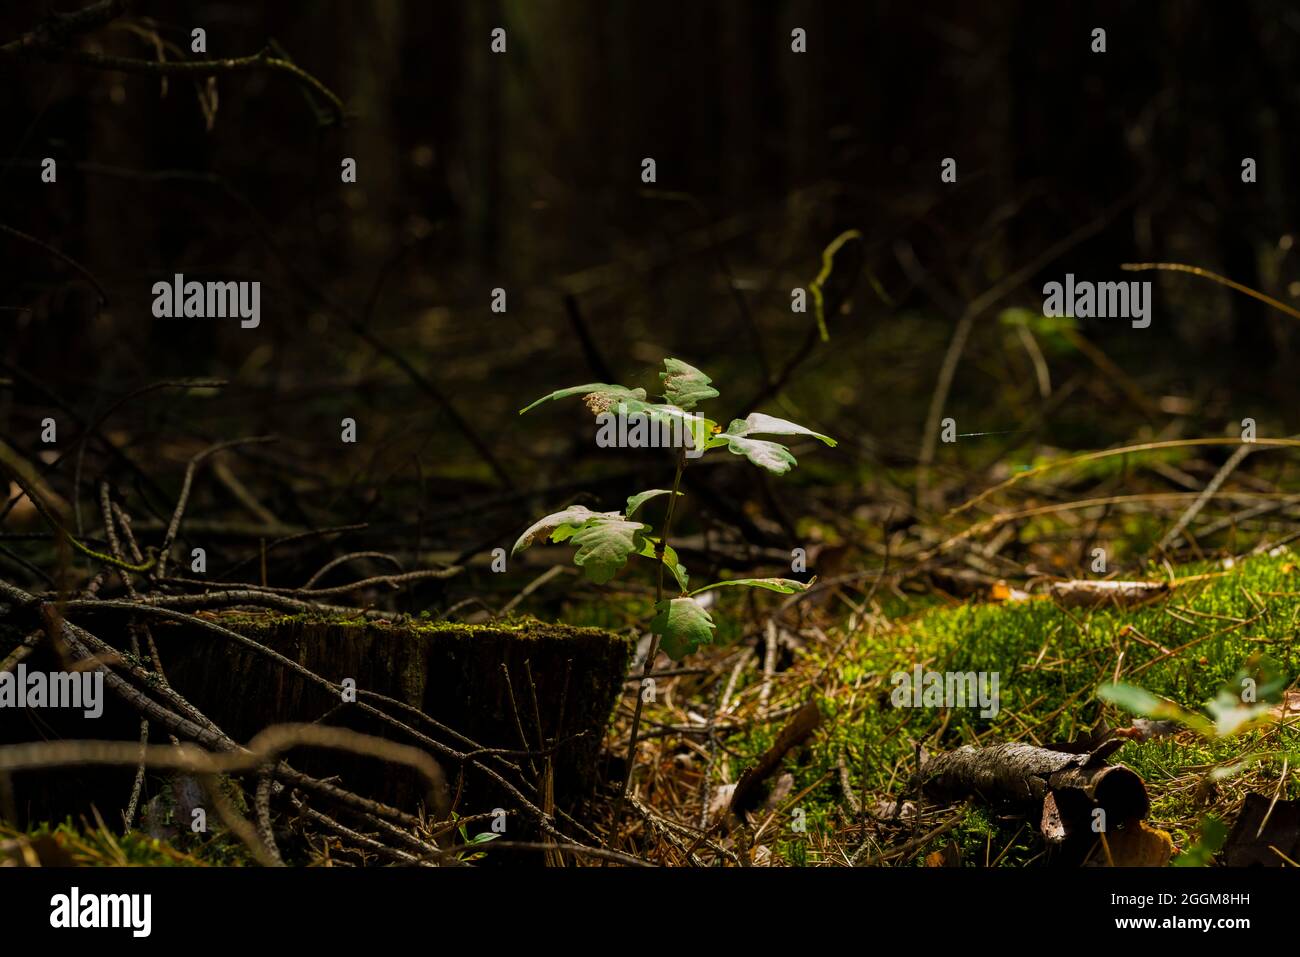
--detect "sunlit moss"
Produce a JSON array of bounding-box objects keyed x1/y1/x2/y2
[{"x1": 726, "y1": 551, "x2": 1300, "y2": 865}]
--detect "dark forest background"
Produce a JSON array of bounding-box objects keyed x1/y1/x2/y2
[
  {"x1": 5, "y1": 0, "x2": 1300, "y2": 878},
  {"x1": 2, "y1": 0, "x2": 1300, "y2": 603}
]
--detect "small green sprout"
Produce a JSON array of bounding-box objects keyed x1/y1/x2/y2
[{"x1": 513, "y1": 357, "x2": 835, "y2": 660}]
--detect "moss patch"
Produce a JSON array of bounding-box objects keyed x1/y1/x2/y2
[{"x1": 725, "y1": 552, "x2": 1300, "y2": 865}]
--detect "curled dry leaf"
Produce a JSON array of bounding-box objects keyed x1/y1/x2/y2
[
  {"x1": 1087, "y1": 820, "x2": 1174, "y2": 867},
  {"x1": 924, "y1": 842, "x2": 962, "y2": 867},
  {"x1": 1222, "y1": 794, "x2": 1300, "y2": 867}
]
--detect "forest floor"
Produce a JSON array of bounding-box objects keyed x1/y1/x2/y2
[
  {"x1": 22, "y1": 537, "x2": 1295, "y2": 868},
  {"x1": 5, "y1": 265, "x2": 1300, "y2": 867},
  {"x1": 608, "y1": 548, "x2": 1300, "y2": 866}
]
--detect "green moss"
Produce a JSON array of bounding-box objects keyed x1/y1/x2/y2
[
  {"x1": 726, "y1": 551, "x2": 1300, "y2": 864},
  {"x1": 221, "y1": 611, "x2": 620, "y2": 642},
  {"x1": 1, "y1": 818, "x2": 253, "y2": 867}
]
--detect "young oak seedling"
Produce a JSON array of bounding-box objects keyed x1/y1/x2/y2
[{"x1": 512, "y1": 358, "x2": 835, "y2": 659}]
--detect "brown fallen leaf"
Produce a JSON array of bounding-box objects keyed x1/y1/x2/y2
[
  {"x1": 925, "y1": 841, "x2": 962, "y2": 867},
  {"x1": 1041, "y1": 791, "x2": 1069, "y2": 843},
  {"x1": 1088, "y1": 820, "x2": 1174, "y2": 867},
  {"x1": 1222, "y1": 793, "x2": 1300, "y2": 867}
]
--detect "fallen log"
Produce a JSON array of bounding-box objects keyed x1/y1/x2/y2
[{"x1": 921, "y1": 740, "x2": 1150, "y2": 846}]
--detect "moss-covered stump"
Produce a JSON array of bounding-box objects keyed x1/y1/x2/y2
[{"x1": 151, "y1": 615, "x2": 632, "y2": 818}]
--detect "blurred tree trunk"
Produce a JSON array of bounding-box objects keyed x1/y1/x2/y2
[
  {"x1": 465, "y1": 0, "x2": 504, "y2": 269},
  {"x1": 344, "y1": 0, "x2": 403, "y2": 268}
]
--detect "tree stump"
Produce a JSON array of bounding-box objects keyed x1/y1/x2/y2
[
  {"x1": 1, "y1": 614, "x2": 631, "y2": 830},
  {"x1": 152, "y1": 614, "x2": 632, "y2": 818}
]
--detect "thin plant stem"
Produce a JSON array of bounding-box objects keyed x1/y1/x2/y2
[{"x1": 620, "y1": 447, "x2": 687, "y2": 801}]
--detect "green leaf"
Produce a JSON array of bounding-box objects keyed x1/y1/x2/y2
[
  {"x1": 690, "y1": 577, "x2": 809, "y2": 597},
  {"x1": 512, "y1": 505, "x2": 618, "y2": 555},
  {"x1": 636, "y1": 537, "x2": 690, "y2": 592},
  {"x1": 519, "y1": 383, "x2": 646, "y2": 415},
  {"x1": 710, "y1": 413, "x2": 828, "y2": 473},
  {"x1": 513, "y1": 507, "x2": 648, "y2": 583},
  {"x1": 659, "y1": 358, "x2": 719, "y2": 409},
  {"x1": 651, "y1": 596, "x2": 716, "y2": 660},
  {"x1": 567, "y1": 515, "x2": 649, "y2": 584},
  {"x1": 726, "y1": 413, "x2": 836, "y2": 447},
  {"x1": 715, "y1": 433, "x2": 798, "y2": 474},
  {"x1": 1172, "y1": 816, "x2": 1228, "y2": 867},
  {"x1": 601, "y1": 397, "x2": 715, "y2": 455},
  {"x1": 1205, "y1": 688, "x2": 1275, "y2": 738},
  {"x1": 620, "y1": 398, "x2": 714, "y2": 433},
  {"x1": 626, "y1": 489, "x2": 680, "y2": 518},
  {"x1": 1097, "y1": 682, "x2": 1214, "y2": 737}
]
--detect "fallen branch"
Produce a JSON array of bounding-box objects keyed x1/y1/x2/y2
[
  {"x1": 729, "y1": 701, "x2": 822, "y2": 816},
  {"x1": 920, "y1": 740, "x2": 1149, "y2": 845}
]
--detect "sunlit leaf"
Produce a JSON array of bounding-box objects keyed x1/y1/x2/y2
[
  {"x1": 512, "y1": 505, "x2": 617, "y2": 554},
  {"x1": 513, "y1": 506, "x2": 647, "y2": 584},
  {"x1": 624, "y1": 399, "x2": 714, "y2": 445},
  {"x1": 690, "y1": 577, "x2": 809, "y2": 596},
  {"x1": 1204, "y1": 657, "x2": 1287, "y2": 737},
  {"x1": 1205, "y1": 689, "x2": 1275, "y2": 738},
  {"x1": 651, "y1": 596, "x2": 716, "y2": 660},
  {"x1": 1097, "y1": 682, "x2": 1214, "y2": 737},
  {"x1": 567, "y1": 515, "x2": 649, "y2": 584},
  {"x1": 659, "y1": 358, "x2": 719, "y2": 409},
  {"x1": 636, "y1": 537, "x2": 689, "y2": 591},
  {"x1": 715, "y1": 433, "x2": 798, "y2": 474},
  {"x1": 726, "y1": 413, "x2": 836, "y2": 447},
  {"x1": 626, "y1": 489, "x2": 678, "y2": 518}
]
